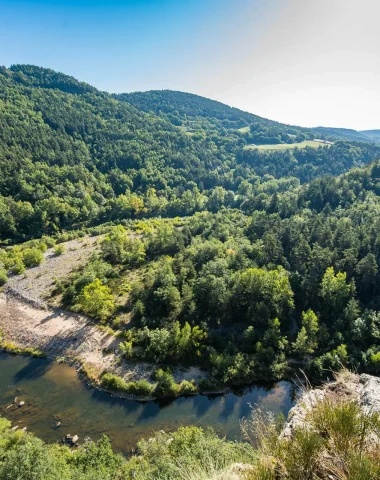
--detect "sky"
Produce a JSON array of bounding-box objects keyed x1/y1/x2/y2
[{"x1": 1, "y1": 0, "x2": 380, "y2": 130}]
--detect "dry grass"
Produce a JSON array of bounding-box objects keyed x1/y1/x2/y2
[
  {"x1": 244, "y1": 140, "x2": 332, "y2": 151},
  {"x1": 241, "y1": 370, "x2": 380, "y2": 480}
]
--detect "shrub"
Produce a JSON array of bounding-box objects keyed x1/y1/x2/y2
[
  {"x1": 41, "y1": 235, "x2": 56, "y2": 248},
  {"x1": 198, "y1": 377, "x2": 223, "y2": 392},
  {"x1": 76, "y1": 278, "x2": 115, "y2": 321},
  {"x1": 38, "y1": 242, "x2": 48, "y2": 253},
  {"x1": 154, "y1": 369, "x2": 178, "y2": 398},
  {"x1": 11, "y1": 257, "x2": 25, "y2": 274},
  {"x1": 127, "y1": 380, "x2": 153, "y2": 397},
  {"x1": 120, "y1": 340, "x2": 133, "y2": 358},
  {"x1": 0, "y1": 268, "x2": 8, "y2": 286},
  {"x1": 178, "y1": 380, "x2": 198, "y2": 395},
  {"x1": 370, "y1": 352, "x2": 380, "y2": 373},
  {"x1": 101, "y1": 373, "x2": 129, "y2": 392},
  {"x1": 54, "y1": 244, "x2": 65, "y2": 255},
  {"x1": 112, "y1": 316, "x2": 122, "y2": 329},
  {"x1": 101, "y1": 373, "x2": 153, "y2": 398},
  {"x1": 23, "y1": 248, "x2": 44, "y2": 268}
]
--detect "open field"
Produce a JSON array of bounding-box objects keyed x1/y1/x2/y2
[{"x1": 244, "y1": 139, "x2": 332, "y2": 151}]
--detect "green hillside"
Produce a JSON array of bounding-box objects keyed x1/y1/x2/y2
[
  {"x1": 2, "y1": 65, "x2": 380, "y2": 479},
  {"x1": 1, "y1": 65, "x2": 380, "y2": 243},
  {"x1": 117, "y1": 89, "x2": 317, "y2": 143},
  {"x1": 361, "y1": 129, "x2": 380, "y2": 143},
  {"x1": 313, "y1": 126, "x2": 380, "y2": 143}
]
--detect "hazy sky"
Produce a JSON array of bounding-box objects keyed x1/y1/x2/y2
[{"x1": 1, "y1": 0, "x2": 379, "y2": 130}]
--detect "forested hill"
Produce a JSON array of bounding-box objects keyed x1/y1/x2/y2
[
  {"x1": 1, "y1": 64, "x2": 380, "y2": 243},
  {"x1": 116, "y1": 89, "x2": 317, "y2": 143},
  {"x1": 116, "y1": 89, "x2": 276, "y2": 128},
  {"x1": 312, "y1": 126, "x2": 380, "y2": 144},
  {"x1": 117, "y1": 89, "x2": 380, "y2": 145}
]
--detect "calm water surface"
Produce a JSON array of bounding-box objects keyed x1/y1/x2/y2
[{"x1": 0, "y1": 352, "x2": 296, "y2": 455}]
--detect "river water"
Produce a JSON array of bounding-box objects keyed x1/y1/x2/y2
[{"x1": 0, "y1": 352, "x2": 296, "y2": 455}]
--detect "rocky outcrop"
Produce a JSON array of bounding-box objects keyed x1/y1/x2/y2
[{"x1": 282, "y1": 371, "x2": 380, "y2": 438}]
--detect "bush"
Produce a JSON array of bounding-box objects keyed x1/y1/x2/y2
[
  {"x1": 23, "y1": 248, "x2": 44, "y2": 268},
  {"x1": 41, "y1": 235, "x2": 56, "y2": 248},
  {"x1": 154, "y1": 369, "x2": 178, "y2": 398},
  {"x1": 38, "y1": 242, "x2": 48, "y2": 253},
  {"x1": 178, "y1": 380, "x2": 198, "y2": 395},
  {"x1": 101, "y1": 373, "x2": 153, "y2": 398},
  {"x1": 127, "y1": 380, "x2": 153, "y2": 397},
  {"x1": 11, "y1": 257, "x2": 25, "y2": 274},
  {"x1": 101, "y1": 373, "x2": 129, "y2": 392},
  {"x1": 76, "y1": 278, "x2": 115, "y2": 321},
  {"x1": 370, "y1": 352, "x2": 380, "y2": 373},
  {"x1": 112, "y1": 316, "x2": 122, "y2": 329},
  {"x1": 119, "y1": 340, "x2": 133, "y2": 358},
  {"x1": 0, "y1": 268, "x2": 8, "y2": 286},
  {"x1": 54, "y1": 244, "x2": 65, "y2": 255},
  {"x1": 198, "y1": 377, "x2": 222, "y2": 392}
]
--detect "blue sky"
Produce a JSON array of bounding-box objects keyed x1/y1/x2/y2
[{"x1": 1, "y1": 0, "x2": 380, "y2": 129}]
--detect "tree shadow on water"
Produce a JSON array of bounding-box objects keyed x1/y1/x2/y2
[
  {"x1": 192, "y1": 393, "x2": 218, "y2": 417},
  {"x1": 13, "y1": 357, "x2": 52, "y2": 383},
  {"x1": 137, "y1": 401, "x2": 161, "y2": 422},
  {"x1": 219, "y1": 394, "x2": 239, "y2": 421}
]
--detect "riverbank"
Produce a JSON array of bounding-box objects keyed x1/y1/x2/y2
[
  {"x1": 0, "y1": 292, "x2": 210, "y2": 401},
  {"x1": 0, "y1": 351, "x2": 294, "y2": 455},
  {"x1": 1, "y1": 366, "x2": 378, "y2": 479}
]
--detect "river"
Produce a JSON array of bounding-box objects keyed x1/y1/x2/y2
[{"x1": 0, "y1": 352, "x2": 296, "y2": 455}]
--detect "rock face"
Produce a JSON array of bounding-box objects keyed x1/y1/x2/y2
[
  {"x1": 282, "y1": 371, "x2": 380, "y2": 438},
  {"x1": 360, "y1": 373, "x2": 380, "y2": 414}
]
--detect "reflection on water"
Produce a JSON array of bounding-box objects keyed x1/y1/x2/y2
[{"x1": 0, "y1": 352, "x2": 296, "y2": 455}]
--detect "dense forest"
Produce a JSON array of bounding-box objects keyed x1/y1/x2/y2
[
  {"x1": 2, "y1": 65, "x2": 380, "y2": 395},
  {"x1": 46, "y1": 160, "x2": 380, "y2": 393},
  {"x1": 2, "y1": 63, "x2": 380, "y2": 478},
  {"x1": 1, "y1": 65, "x2": 380, "y2": 244}
]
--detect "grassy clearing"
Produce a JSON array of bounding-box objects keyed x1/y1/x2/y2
[
  {"x1": 238, "y1": 126, "x2": 250, "y2": 133},
  {"x1": 244, "y1": 140, "x2": 332, "y2": 151}
]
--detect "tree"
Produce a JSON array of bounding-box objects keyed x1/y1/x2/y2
[
  {"x1": 0, "y1": 435, "x2": 68, "y2": 480},
  {"x1": 355, "y1": 253, "x2": 378, "y2": 301},
  {"x1": 231, "y1": 267, "x2": 294, "y2": 326},
  {"x1": 154, "y1": 369, "x2": 178, "y2": 397},
  {"x1": 302, "y1": 309, "x2": 319, "y2": 351},
  {"x1": 76, "y1": 279, "x2": 115, "y2": 321},
  {"x1": 293, "y1": 326, "x2": 310, "y2": 356},
  {"x1": 101, "y1": 225, "x2": 145, "y2": 266},
  {"x1": 320, "y1": 267, "x2": 354, "y2": 313}
]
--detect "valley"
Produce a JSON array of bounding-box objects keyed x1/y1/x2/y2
[{"x1": 1, "y1": 64, "x2": 380, "y2": 479}]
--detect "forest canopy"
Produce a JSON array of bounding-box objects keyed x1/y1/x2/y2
[{"x1": 1, "y1": 65, "x2": 380, "y2": 243}]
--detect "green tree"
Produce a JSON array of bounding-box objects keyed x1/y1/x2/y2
[
  {"x1": 320, "y1": 267, "x2": 354, "y2": 312},
  {"x1": 300, "y1": 309, "x2": 319, "y2": 353},
  {"x1": 101, "y1": 226, "x2": 145, "y2": 266},
  {"x1": 154, "y1": 369, "x2": 178, "y2": 397},
  {"x1": 293, "y1": 326, "x2": 310, "y2": 356},
  {"x1": 231, "y1": 267, "x2": 294, "y2": 326},
  {"x1": 76, "y1": 279, "x2": 115, "y2": 321}
]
